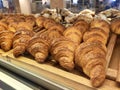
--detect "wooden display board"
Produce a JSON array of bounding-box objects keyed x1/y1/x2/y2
[{"x1": 50, "y1": 0, "x2": 66, "y2": 9}]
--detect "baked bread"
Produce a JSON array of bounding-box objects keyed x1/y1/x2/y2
[
  {"x1": 63, "y1": 26, "x2": 82, "y2": 45},
  {"x1": 8, "y1": 22, "x2": 18, "y2": 32},
  {"x1": 83, "y1": 28, "x2": 108, "y2": 45},
  {"x1": 73, "y1": 20, "x2": 89, "y2": 34},
  {"x1": 75, "y1": 41, "x2": 107, "y2": 87},
  {"x1": 111, "y1": 18, "x2": 120, "y2": 34},
  {"x1": 50, "y1": 37, "x2": 77, "y2": 71},
  {"x1": 0, "y1": 21, "x2": 8, "y2": 31},
  {"x1": 17, "y1": 22, "x2": 33, "y2": 31},
  {"x1": 13, "y1": 29, "x2": 34, "y2": 57},
  {"x1": 25, "y1": 15, "x2": 36, "y2": 27},
  {"x1": 27, "y1": 36, "x2": 49, "y2": 63},
  {"x1": 48, "y1": 23, "x2": 65, "y2": 33},
  {"x1": 43, "y1": 18, "x2": 56, "y2": 29},
  {"x1": 90, "y1": 19, "x2": 110, "y2": 34},
  {"x1": 0, "y1": 30, "x2": 14, "y2": 51}
]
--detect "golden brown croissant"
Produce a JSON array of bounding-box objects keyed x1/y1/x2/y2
[
  {"x1": 36, "y1": 16, "x2": 46, "y2": 29},
  {"x1": 5, "y1": 16, "x2": 16, "y2": 24},
  {"x1": 27, "y1": 36, "x2": 49, "y2": 63},
  {"x1": 75, "y1": 19, "x2": 110, "y2": 87},
  {"x1": 5, "y1": 15, "x2": 24, "y2": 24},
  {"x1": 83, "y1": 28, "x2": 108, "y2": 45},
  {"x1": 63, "y1": 26, "x2": 82, "y2": 45},
  {"x1": 0, "y1": 30, "x2": 14, "y2": 51},
  {"x1": 43, "y1": 18, "x2": 56, "y2": 29},
  {"x1": 8, "y1": 22, "x2": 18, "y2": 32},
  {"x1": 27, "y1": 25, "x2": 63, "y2": 63},
  {"x1": 47, "y1": 30, "x2": 62, "y2": 44},
  {"x1": 0, "y1": 21, "x2": 8, "y2": 31},
  {"x1": 48, "y1": 23, "x2": 65, "y2": 33},
  {"x1": 35, "y1": 27, "x2": 63, "y2": 44},
  {"x1": 50, "y1": 37, "x2": 77, "y2": 71},
  {"x1": 13, "y1": 29, "x2": 34, "y2": 57},
  {"x1": 17, "y1": 22, "x2": 33, "y2": 31},
  {"x1": 73, "y1": 20, "x2": 89, "y2": 34},
  {"x1": 17, "y1": 17, "x2": 25, "y2": 22},
  {"x1": 25, "y1": 15, "x2": 36, "y2": 27},
  {"x1": 75, "y1": 41, "x2": 107, "y2": 87},
  {"x1": 111, "y1": 18, "x2": 120, "y2": 34},
  {"x1": 90, "y1": 19, "x2": 110, "y2": 34}
]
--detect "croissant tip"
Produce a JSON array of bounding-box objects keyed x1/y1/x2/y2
[
  {"x1": 59, "y1": 58, "x2": 74, "y2": 71},
  {"x1": 90, "y1": 65, "x2": 106, "y2": 87},
  {"x1": 13, "y1": 51, "x2": 23, "y2": 57},
  {"x1": 13, "y1": 46, "x2": 26, "y2": 57},
  {"x1": 91, "y1": 75, "x2": 105, "y2": 87},
  {"x1": 35, "y1": 58, "x2": 45, "y2": 63},
  {"x1": 35, "y1": 53, "x2": 46, "y2": 63}
]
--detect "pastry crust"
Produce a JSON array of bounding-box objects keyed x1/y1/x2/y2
[
  {"x1": 43, "y1": 18, "x2": 56, "y2": 29},
  {"x1": 83, "y1": 28, "x2": 108, "y2": 45},
  {"x1": 50, "y1": 37, "x2": 76, "y2": 71},
  {"x1": 63, "y1": 26, "x2": 82, "y2": 44},
  {"x1": 73, "y1": 20, "x2": 89, "y2": 34},
  {"x1": 36, "y1": 16, "x2": 46, "y2": 29},
  {"x1": 111, "y1": 18, "x2": 120, "y2": 34},
  {"x1": 13, "y1": 29, "x2": 34, "y2": 57},
  {"x1": 27, "y1": 37, "x2": 49, "y2": 63},
  {"x1": 75, "y1": 42, "x2": 107, "y2": 65},
  {"x1": 25, "y1": 15, "x2": 36, "y2": 27},
  {"x1": 0, "y1": 30, "x2": 14, "y2": 51},
  {"x1": 90, "y1": 19, "x2": 110, "y2": 34},
  {"x1": 0, "y1": 21, "x2": 8, "y2": 30},
  {"x1": 48, "y1": 23, "x2": 65, "y2": 33},
  {"x1": 75, "y1": 41, "x2": 107, "y2": 87},
  {"x1": 90, "y1": 65, "x2": 106, "y2": 87},
  {"x1": 17, "y1": 22, "x2": 33, "y2": 31}
]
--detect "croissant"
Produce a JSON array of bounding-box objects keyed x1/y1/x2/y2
[
  {"x1": 75, "y1": 19, "x2": 110, "y2": 87},
  {"x1": 25, "y1": 15, "x2": 36, "y2": 27},
  {"x1": 27, "y1": 36, "x2": 49, "y2": 63},
  {"x1": 50, "y1": 37, "x2": 77, "y2": 71},
  {"x1": 5, "y1": 16, "x2": 16, "y2": 24},
  {"x1": 38, "y1": 29, "x2": 62, "y2": 45},
  {"x1": 36, "y1": 16, "x2": 46, "y2": 29},
  {"x1": 16, "y1": 15, "x2": 25, "y2": 22},
  {"x1": 0, "y1": 21, "x2": 8, "y2": 31},
  {"x1": 0, "y1": 30, "x2": 14, "y2": 51},
  {"x1": 17, "y1": 22, "x2": 33, "y2": 31},
  {"x1": 111, "y1": 18, "x2": 120, "y2": 34},
  {"x1": 63, "y1": 26, "x2": 82, "y2": 45},
  {"x1": 83, "y1": 28, "x2": 108, "y2": 45},
  {"x1": 48, "y1": 23, "x2": 65, "y2": 33},
  {"x1": 90, "y1": 19, "x2": 110, "y2": 34},
  {"x1": 43, "y1": 18, "x2": 56, "y2": 29},
  {"x1": 73, "y1": 20, "x2": 89, "y2": 34},
  {"x1": 13, "y1": 29, "x2": 34, "y2": 57},
  {"x1": 75, "y1": 41, "x2": 107, "y2": 87},
  {"x1": 8, "y1": 22, "x2": 18, "y2": 32}
]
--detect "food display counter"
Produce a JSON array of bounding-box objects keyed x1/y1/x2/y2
[
  {"x1": 0, "y1": 33, "x2": 120, "y2": 90},
  {"x1": 0, "y1": 5, "x2": 120, "y2": 89}
]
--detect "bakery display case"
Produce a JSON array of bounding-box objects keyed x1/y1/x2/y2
[{"x1": 0, "y1": 0, "x2": 120, "y2": 90}]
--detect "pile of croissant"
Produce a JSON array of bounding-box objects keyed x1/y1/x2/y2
[{"x1": 0, "y1": 12, "x2": 120, "y2": 88}]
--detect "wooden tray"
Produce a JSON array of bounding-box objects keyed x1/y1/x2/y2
[{"x1": 0, "y1": 33, "x2": 120, "y2": 90}]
